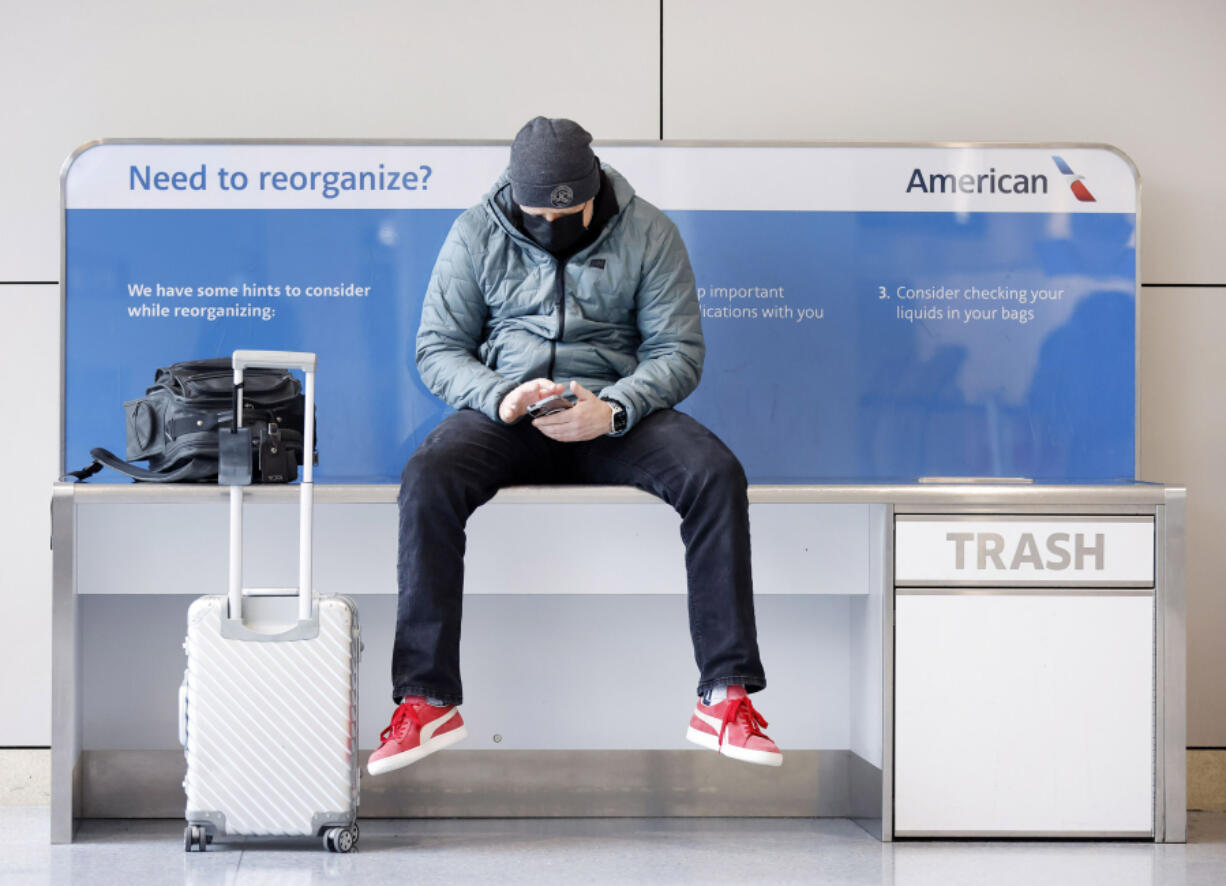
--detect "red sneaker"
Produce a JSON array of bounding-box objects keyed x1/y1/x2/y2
[
  {"x1": 367, "y1": 696, "x2": 468, "y2": 776},
  {"x1": 685, "y1": 685, "x2": 782, "y2": 766}
]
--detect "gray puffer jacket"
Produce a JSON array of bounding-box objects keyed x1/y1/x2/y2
[{"x1": 415, "y1": 162, "x2": 704, "y2": 434}]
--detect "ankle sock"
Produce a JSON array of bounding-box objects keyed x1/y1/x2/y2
[
  {"x1": 700, "y1": 685, "x2": 730, "y2": 705},
  {"x1": 397, "y1": 695, "x2": 451, "y2": 708}
]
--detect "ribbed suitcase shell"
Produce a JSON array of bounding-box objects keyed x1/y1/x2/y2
[{"x1": 182, "y1": 594, "x2": 360, "y2": 837}]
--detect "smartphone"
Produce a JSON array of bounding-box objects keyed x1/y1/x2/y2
[{"x1": 527, "y1": 394, "x2": 575, "y2": 418}]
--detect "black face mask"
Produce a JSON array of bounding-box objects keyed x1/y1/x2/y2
[{"x1": 520, "y1": 210, "x2": 589, "y2": 255}]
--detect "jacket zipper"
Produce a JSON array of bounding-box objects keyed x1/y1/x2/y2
[
  {"x1": 486, "y1": 180, "x2": 624, "y2": 383},
  {"x1": 548, "y1": 257, "x2": 566, "y2": 379}
]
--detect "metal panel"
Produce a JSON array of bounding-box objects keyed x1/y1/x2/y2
[
  {"x1": 898, "y1": 588, "x2": 1154, "y2": 596},
  {"x1": 81, "y1": 748, "x2": 861, "y2": 818},
  {"x1": 75, "y1": 500, "x2": 873, "y2": 598},
  {"x1": 49, "y1": 485, "x2": 78, "y2": 844},
  {"x1": 882, "y1": 505, "x2": 895, "y2": 843},
  {"x1": 848, "y1": 505, "x2": 887, "y2": 766},
  {"x1": 81, "y1": 593, "x2": 850, "y2": 753},
  {"x1": 848, "y1": 751, "x2": 883, "y2": 840},
  {"x1": 1159, "y1": 489, "x2": 1188, "y2": 842},
  {"x1": 1154, "y1": 504, "x2": 1166, "y2": 842},
  {"x1": 61, "y1": 480, "x2": 1173, "y2": 507},
  {"x1": 894, "y1": 829, "x2": 1154, "y2": 839}
]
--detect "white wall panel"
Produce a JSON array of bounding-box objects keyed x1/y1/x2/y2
[
  {"x1": 664, "y1": 0, "x2": 1226, "y2": 285},
  {"x1": 0, "y1": 0, "x2": 661, "y2": 281},
  {"x1": 1139, "y1": 286, "x2": 1226, "y2": 746},
  {"x1": 0, "y1": 285, "x2": 58, "y2": 745}
]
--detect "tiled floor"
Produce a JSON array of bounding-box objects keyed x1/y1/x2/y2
[{"x1": 3, "y1": 808, "x2": 1224, "y2": 885}]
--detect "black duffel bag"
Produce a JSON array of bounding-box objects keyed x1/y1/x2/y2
[{"x1": 68, "y1": 357, "x2": 317, "y2": 483}]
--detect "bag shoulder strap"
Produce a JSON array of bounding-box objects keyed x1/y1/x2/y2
[
  {"x1": 62, "y1": 460, "x2": 104, "y2": 482},
  {"x1": 77, "y1": 447, "x2": 204, "y2": 483}
]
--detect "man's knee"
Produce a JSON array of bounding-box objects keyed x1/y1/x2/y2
[
  {"x1": 637, "y1": 410, "x2": 747, "y2": 496},
  {"x1": 400, "y1": 410, "x2": 520, "y2": 512},
  {"x1": 693, "y1": 441, "x2": 748, "y2": 493},
  {"x1": 399, "y1": 449, "x2": 450, "y2": 508},
  {"x1": 665, "y1": 414, "x2": 747, "y2": 489},
  {"x1": 399, "y1": 411, "x2": 487, "y2": 498},
  {"x1": 660, "y1": 427, "x2": 746, "y2": 500}
]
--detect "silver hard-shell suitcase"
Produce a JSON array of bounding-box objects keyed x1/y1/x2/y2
[{"x1": 179, "y1": 350, "x2": 361, "y2": 852}]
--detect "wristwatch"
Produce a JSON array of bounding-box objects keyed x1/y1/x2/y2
[{"x1": 601, "y1": 397, "x2": 627, "y2": 435}]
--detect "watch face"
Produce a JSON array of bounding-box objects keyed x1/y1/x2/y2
[{"x1": 603, "y1": 398, "x2": 627, "y2": 432}]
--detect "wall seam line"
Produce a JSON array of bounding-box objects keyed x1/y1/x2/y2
[{"x1": 658, "y1": 0, "x2": 664, "y2": 141}]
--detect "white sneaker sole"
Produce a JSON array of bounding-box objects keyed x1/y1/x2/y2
[
  {"x1": 686, "y1": 725, "x2": 783, "y2": 767},
  {"x1": 367, "y1": 724, "x2": 469, "y2": 776}
]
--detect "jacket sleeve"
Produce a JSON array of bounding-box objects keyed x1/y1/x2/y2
[
  {"x1": 597, "y1": 214, "x2": 705, "y2": 434},
  {"x1": 415, "y1": 218, "x2": 520, "y2": 422}
]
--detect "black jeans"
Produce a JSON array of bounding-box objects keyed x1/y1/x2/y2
[{"x1": 392, "y1": 407, "x2": 766, "y2": 705}]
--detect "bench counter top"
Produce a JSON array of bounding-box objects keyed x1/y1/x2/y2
[{"x1": 54, "y1": 480, "x2": 1175, "y2": 508}]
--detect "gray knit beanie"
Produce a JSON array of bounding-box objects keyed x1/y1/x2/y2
[{"x1": 509, "y1": 117, "x2": 600, "y2": 209}]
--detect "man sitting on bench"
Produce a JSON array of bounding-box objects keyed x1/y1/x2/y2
[{"x1": 368, "y1": 117, "x2": 782, "y2": 776}]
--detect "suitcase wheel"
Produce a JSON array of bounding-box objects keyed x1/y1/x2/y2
[
  {"x1": 184, "y1": 824, "x2": 207, "y2": 852},
  {"x1": 323, "y1": 825, "x2": 357, "y2": 853}
]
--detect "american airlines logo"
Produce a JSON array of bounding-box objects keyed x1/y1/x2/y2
[
  {"x1": 1051, "y1": 155, "x2": 1097, "y2": 202},
  {"x1": 904, "y1": 157, "x2": 1098, "y2": 202}
]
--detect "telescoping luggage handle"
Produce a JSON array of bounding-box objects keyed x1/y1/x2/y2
[{"x1": 225, "y1": 350, "x2": 317, "y2": 634}]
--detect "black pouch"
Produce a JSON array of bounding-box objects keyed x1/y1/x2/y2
[{"x1": 257, "y1": 424, "x2": 295, "y2": 484}]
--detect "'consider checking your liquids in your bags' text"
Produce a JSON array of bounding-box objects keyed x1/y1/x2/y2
[{"x1": 699, "y1": 282, "x2": 1063, "y2": 326}]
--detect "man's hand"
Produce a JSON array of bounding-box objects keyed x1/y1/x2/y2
[
  {"x1": 499, "y1": 378, "x2": 565, "y2": 424},
  {"x1": 532, "y1": 381, "x2": 614, "y2": 442}
]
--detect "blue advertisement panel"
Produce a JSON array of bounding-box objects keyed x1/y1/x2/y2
[{"x1": 63, "y1": 143, "x2": 1137, "y2": 483}]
